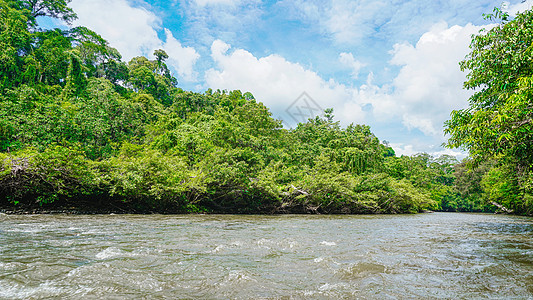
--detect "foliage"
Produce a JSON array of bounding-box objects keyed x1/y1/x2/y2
[
  {"x1": 444, "y1": 7, "x2": 533, "y2": 215},
  {"x1": 0, "y1": 145, "x2": 94, "y2": 205},
  {"x1": 3, "y1": 1, "x2": 531, "y2": 215},
  {"x1": 16, "y1": 0, "x2": 77, "y2": 24},
  {"x1": 445, "y1": 8, "x2": 533, "y2": 166}
]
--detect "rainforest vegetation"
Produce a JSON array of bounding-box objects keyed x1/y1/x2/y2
[{"x1": 0, "y1": 0, "x2": 531, "y2": 215}]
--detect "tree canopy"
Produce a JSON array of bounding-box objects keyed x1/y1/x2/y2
[
  {"x1": 445, "y1": 7, "x2": 533, "y2": 167},
  {"x1": 0, "y1": 1, "x2": 531, "y2": 215},
  {"x1": 15, "y1": 0, "x2": 76, "y2": 23},
  {"x1": 445, "y1": 7, "x2": 533, "y2": 215}
]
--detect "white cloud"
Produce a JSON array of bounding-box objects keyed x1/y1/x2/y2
[
  {"x1": 71, "y1": 0, "x2": 161, "y2": 61},
  {"x1": 430, "y1": 148, "x2": 468, "y2": 160},
  {"x1": 162, "y1": 29, "x2": 200, "y2": 81},
  {"x1": 70, "y1": 0, "x2": 200, "y2": 82},
  {"x1": 367, "y1": 22, "x2": 485, "y2": 136},
  {"x1": 339, "y1": 52, "x2": 365, "y2": 79},
  {"x1": 203, "y1": 21, "x2": 484, "y2": 156},
  {"x1": 390, "y1": 143, "x2": 466, "y2": 159},
  {"x1": 205, "y1": 40, "x2": 366, "y2": 127},
  {"x1": 389, "y1": 143, "x2": 417, "y2": 157}
]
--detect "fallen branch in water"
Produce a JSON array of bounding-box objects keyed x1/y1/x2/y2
[{"x1": 491, "y1": 201, "x2": 514, "y2": 214}]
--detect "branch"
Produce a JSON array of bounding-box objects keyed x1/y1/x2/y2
[
  {"x1": 511, "y1": 118, "x2": 532, "y2": 128},
  {"x1": 491, "y1": 201, "x2": 514, "y2": 213}
]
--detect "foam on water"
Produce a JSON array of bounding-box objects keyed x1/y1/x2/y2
[
  {"x1": 95, "y1": 247, "x2": 137, "y2": 259},
  {"x1": 320, "y1": 241, "x2": 337, "y2": 246}
]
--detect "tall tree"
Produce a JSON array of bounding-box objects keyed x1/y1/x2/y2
[
  {"x1": 444, "y1": 7, "x2": 533, "y2": 169},
  {"x1": 0, "y1": 1, "x2": 31, "y2": 89}
]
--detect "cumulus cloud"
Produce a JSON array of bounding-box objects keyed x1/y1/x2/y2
[
  {"x1": 162, "y1": 29, "x2": 200, "y2": 81},
  {"x1": 339, "y1": 52, "x2": 365, "y2": 79},
  {"x1": 390, "y1": 142, "x2": 466, "y2": 158},
  {"x1": 367, "y1": 22, "x2": 485, "y2": 136},
  {"x1": 203, "y1": 20, "x2": 485, "y2": 154},
  {"x1": 389, "y1": 143, "x2": 418, "y2": 157},
  {"x1": 70, "y1": 0, "x2": 200, "y2": 82},
  {"x1": 70, "y1": 0, "x2": 161, "y2": 61},
  {"x1": 205, "y1": 40, "x2": 365, "y2": 127}
]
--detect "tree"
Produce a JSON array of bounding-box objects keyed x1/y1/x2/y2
[
  {"x1": 444, "y1": 7, "x2": 533, "y2": 215},
  {"x1": 69, "y1": 26, "x2": 123, "y2": 79},
  {"x1": 62, "y1": 50, "x2": 87, "y2": 97},
  {"x1": 153, "y1": 49, "x2": 168, "y2": 72},
  {"x1": 0, "y1": 0, "x2": 481, "y2": 214},
  {"x1": 444, "y1": 7, "x2": 533, "y2": 169},
  {"x1": 0, "y1": 0, "x2": 32, "y2": 89},
  {"x1": 17, "y1": 0, "x2": 77, "y2": 24},
  {"x1": 127, "y1": 54, "x2": 177, "y2": 106},
  {"x1": 31, "y1": 28, "x2": 72, "y2": 85}
]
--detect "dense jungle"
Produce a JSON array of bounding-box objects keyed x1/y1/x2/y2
[{"x1": 1, "y1": 0, "x2": 532, "y2": 215}]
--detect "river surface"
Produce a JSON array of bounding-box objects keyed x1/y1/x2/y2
[{"x1": 0, "y1": 213, "x2": 532, "y2": 299}]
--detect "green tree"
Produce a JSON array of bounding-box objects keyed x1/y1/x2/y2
[
  {"x1": 445, "y1": 8, "x2": 533, "y2": 168},
  {"x1": 0, "y1": 0, "x2": 32, "y2": 89},
  {"x1": 444, "y1": 7, "x2": 533, "y2": 215},
  {"x1": 16, "y1": 0, "x2": 77, "y2": 24},
  {"x1": 127, "y1": 53, "x2": 177, "y2": 106},
  {"x1": 0, "y1": 0, "x2": 475, "y2": 214}
]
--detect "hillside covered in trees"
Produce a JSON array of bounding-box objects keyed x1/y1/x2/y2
[{"x1": 0, "y1": 0, "x2": 531, "y2": 215}]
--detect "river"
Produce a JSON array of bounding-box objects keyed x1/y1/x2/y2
[{"x1": 0, "y1": 213, "x2": 532, "y2": 299}]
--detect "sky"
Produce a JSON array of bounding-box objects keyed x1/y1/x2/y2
[{"x1": 44, "y1": 0, "x2": 533, "y2": 157}]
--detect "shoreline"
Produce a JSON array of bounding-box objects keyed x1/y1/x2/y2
[{"x1": 0, "y1": 206, "x2": 475, "y2": 216}]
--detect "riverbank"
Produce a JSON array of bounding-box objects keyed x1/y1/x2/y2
[
  {"x1": 0, "y1": 201, "x2": 475, "y2": 215},
  {"x1": 0, "y1": 196, "x2": 428, "y2": 215}
]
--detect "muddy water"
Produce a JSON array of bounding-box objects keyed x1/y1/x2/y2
[{"x1": 1, "y1": 213, "x2": 532, "y2": 299}]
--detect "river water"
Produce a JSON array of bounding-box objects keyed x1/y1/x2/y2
[{"x1": 0, "y1": 213, "x2": 532, "y2": 299}]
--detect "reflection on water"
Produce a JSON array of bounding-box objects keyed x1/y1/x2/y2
[{"x1": 0, "y1": 213, "x2": 532, "y2": 299}]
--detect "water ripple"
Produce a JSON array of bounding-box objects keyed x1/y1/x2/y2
[{"x1": 0, "y1": 213, "x2": 532, "y2": 299}]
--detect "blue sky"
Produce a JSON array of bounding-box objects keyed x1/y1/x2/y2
[{"x1": 52, "y1": 0, "x2": 533, "y2": 157}]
